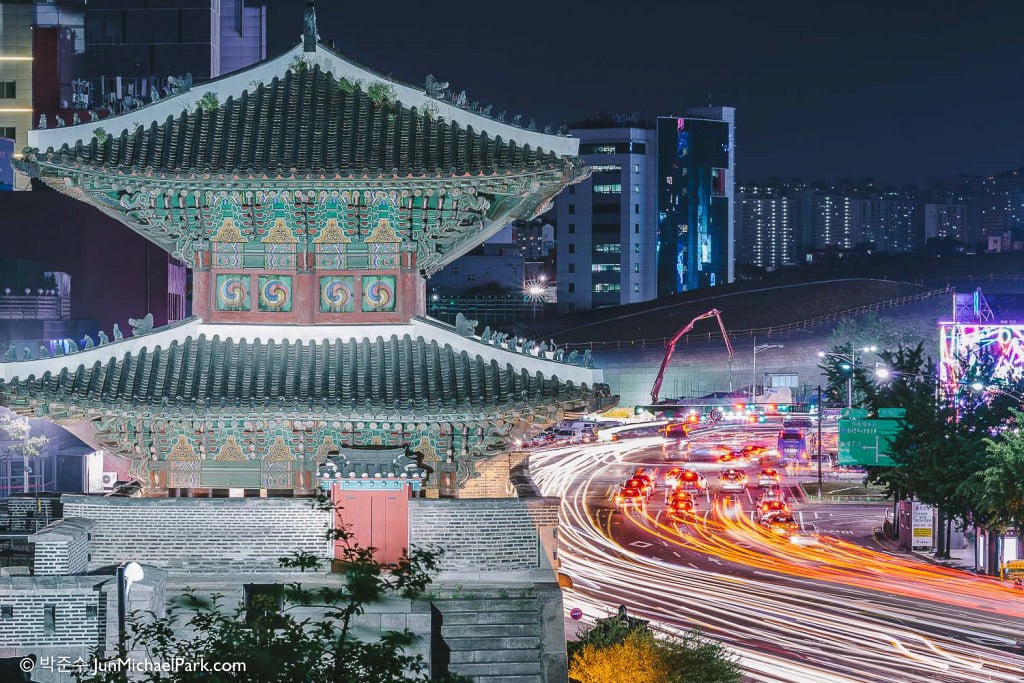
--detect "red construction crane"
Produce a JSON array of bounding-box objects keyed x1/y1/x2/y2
[{"x1": 650, "y1": 308, "x2": 734, "y2": 404}]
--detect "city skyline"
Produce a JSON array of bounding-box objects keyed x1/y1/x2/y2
[{"x1": 267, "y1": 0, "x2": 1024, "y2": 186}]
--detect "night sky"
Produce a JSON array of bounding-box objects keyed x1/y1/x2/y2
[{"x1": 269, "y1": 0, "x2": 1024, "y2": 185}]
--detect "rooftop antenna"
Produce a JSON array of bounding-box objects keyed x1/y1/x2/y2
[{"x1": 707, "y1": 90, "x2": 713, "y2": 107}]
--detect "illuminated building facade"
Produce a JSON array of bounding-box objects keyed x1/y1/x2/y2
[{"x1": 656, "y1": 108, "x2": 735, "y2": 294}]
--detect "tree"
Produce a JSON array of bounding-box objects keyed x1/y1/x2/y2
[
  {"x1": 77, "y1": 496, "x2": 467, "y2": 683},
  {"x1": 570, "y1": 632, "x2": 670, "y2": 683},
  {"x1": 569, "y1": 609, "x2": 741, "y2": 683},
  {"x1": 861, "y1": 345, "x2": 1024, "y2": 559},
  {"x1": 972, "y1": 410, "x2": 1024, "y2": 534},
  {"x1": 0, "y1": 413, "x2": 50, "y2": 494}
]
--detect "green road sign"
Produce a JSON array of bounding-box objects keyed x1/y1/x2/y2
[{"x1": 838, "y1": 415, "x2": 902, "y2": 467}]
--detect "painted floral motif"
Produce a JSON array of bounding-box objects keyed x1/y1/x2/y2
[
  {"x1": 320, "y1": 276, "x2": 355, "y2": 313},
  {"x1": 258, "y1": 275, "x2": 292, "y2": 312},
  {"x1": 362, "y1": 274, "x2": 396, "y2": 312},
  {"x1": 215, "y1": 274, "x2": 250, "y2": 311}
]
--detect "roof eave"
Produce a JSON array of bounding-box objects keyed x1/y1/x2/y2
[{"x1": 28, "y1": 42, "x2": 579, "y2": 158}]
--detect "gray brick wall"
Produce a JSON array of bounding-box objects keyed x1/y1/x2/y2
[
  {"x1": 410, "y1": 499, "x2": 559, "y2": 571},
  {"x1": 30, "y1": 518, "x2": 95, "y2": 576},
  {"x1": 0, "y1": 576, "x2": 105, "y2": 650},
  {"x1": 61, "y1": 495, "x2": 330, "y2": 573}
]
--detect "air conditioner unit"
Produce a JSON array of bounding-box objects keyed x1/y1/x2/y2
[{"x1": 101, "y1": 472, "x2": 118, "y2": 489}]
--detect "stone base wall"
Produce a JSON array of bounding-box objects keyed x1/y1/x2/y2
[
  {"x1": 409, "y1": 498, "x2": 559, "y2": 572},
  {"x1": 61, "y1": 495, "x2": 330, "y2": 573}
]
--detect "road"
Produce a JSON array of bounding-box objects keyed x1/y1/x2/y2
[{"x1": 530, "y1": 423, "x2": 1024, "y2": 683}]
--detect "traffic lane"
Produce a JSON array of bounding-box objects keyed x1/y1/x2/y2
[
  {"x1": 602, "y1": 491, "x2": 1024, "y2": 655},
  {"x1": 536, "y1": 440, "x2": 1024, "y2": 682}
]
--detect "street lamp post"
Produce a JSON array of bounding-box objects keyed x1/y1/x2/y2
[
  {"x1": 817, "y1": 384, "x2": 824, "y2": 499},
  {"x1": 751, "y1": 339, "x2": 783, "y2": 404},
  {"x1": 819, "y1": 346, "x2": 877, "y2": 409}
]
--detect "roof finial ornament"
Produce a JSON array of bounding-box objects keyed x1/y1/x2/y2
[{"x1": 303, "y1": 1, "x2": 319, "y2": 53}]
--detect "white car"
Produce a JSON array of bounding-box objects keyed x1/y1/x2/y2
[{"x1": 718, "y1": 468, "x2": 748, "y2": 493}]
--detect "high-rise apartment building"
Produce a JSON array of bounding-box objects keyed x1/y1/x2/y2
[
  {"x1": 511, "y1": 218, "x2": 555, "y2": 262},
  {"x1": 554, "y1": 108, "x2": 735, "y2": 312},
  {"x1": 736, "y1": 182, "x2": 803, "y2": 270},
  {"x1": 924, "y1": 203, "x2": 968, "y2": 242},
  {"x1": 555, "y1": 122, "x2": 657, "y2": 312}
]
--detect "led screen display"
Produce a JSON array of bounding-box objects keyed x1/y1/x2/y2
[{"x1": 938, "y1": 323, "x2": 1024, "y2": 388}]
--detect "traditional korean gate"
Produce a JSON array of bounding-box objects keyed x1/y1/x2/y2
[{"x1": 330, "y1": 482, "x2": 413, "y2": 565}]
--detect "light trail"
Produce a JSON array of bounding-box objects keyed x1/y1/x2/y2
[{"x1": 530, "y1": 435, "x2": 1024, "y2": 682}]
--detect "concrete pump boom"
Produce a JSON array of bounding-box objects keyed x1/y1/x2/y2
[{"x1": 650, "y1": 308, "x2": 734, "y2": 404}]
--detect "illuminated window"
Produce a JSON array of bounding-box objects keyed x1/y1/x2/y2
[
  {"x1": 634, "y1": 263, "x2": 639, "y2": 273},
  {"x1": 634, "y1": 164, "x2": 640, "y2": 173},
  {"x1": 594, "y1": 243, "x2": 621, "y2": 253},
  {"x1": 634, "y1": 283, "x2": 640, "y2": 292},
  {"x1": 593, "y1": 283, "x2": 621, "y2": 293},
  {"x1": 591, "y1": 264, "x2": 620, "y2": 272},
  {"x1": 590, "y1": 164, "x2": 621, "y2": 173},
  {"x1": 593, "y1": 184, "x2": 622, "y2": 194}
]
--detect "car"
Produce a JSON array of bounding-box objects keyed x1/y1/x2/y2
[
  {"x1": 757, "y1": 468, "x2": 782, "y2": 488},
  {"x1": 623, "y1": 476, "x2": 654, "y2": 498},
  {"x1": 660, "y1": 422, "x2": 690, "y2": 438},
  {"x1": 666, "y1": 497, "x2": 696, "y2": 521},
  {"x1": 675, "y1": 469, "x2": 707, "y2": 492},
  {"x1": 761, "y1": 513, "x2": 800, "y2": 536},
  {"x1": 669, "y1": 489, "x2": 695, "y2": 503},
  {"x1": 758, "y1": 499, "x2": 790, "y2": 520},
  {"x1": 719, "y1": 468, "x2": 748, "y2": 492},
  {"x1": 741, "y1": 445, "x2": 769, "y2": 461},
  {"x1": 663, "y1": 467, "x2": 684, "y2": 488},
  {"x1": 631, "y1": 467, "x2": 656, "y2": 491},
  {"x1": 757, "y1": 487, "x2": 786, "y2": 504},
  {"x1": 614, "y1": 484, "x2": 648, "y2": 508}
]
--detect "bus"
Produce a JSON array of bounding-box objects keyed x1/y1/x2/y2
[{"x1": 778, "y1": 428, "x2": 808, "y2": 463}]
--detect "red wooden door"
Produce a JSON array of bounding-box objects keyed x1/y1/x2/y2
[{"x1": 331, "y1": 485, "x2": 410, "y2": 564}]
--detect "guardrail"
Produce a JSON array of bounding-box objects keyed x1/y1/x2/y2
[{"x1": 562, "y1": 285, "x2": 953, "y2": 351}]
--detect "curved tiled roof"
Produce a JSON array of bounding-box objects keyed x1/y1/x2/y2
[
  {"x1": 37, "y1": 66, "x2": 563, "y2": 178},
  {"x1": 4, "y1": 333, "x2": 588, "y2": 412}
]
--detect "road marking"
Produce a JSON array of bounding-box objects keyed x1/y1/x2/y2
[
  {"x1": 629, "y1": 541, "x2": 653, "y2": 549},
  {"x1": 707, "y1": 556, "x2": 723, "y2": 564}
]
